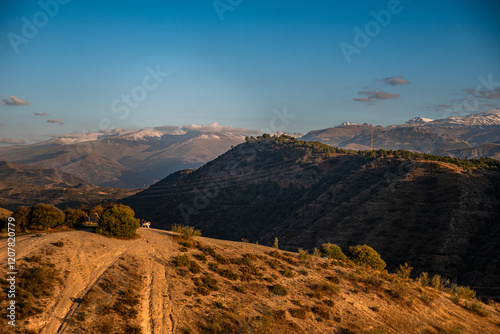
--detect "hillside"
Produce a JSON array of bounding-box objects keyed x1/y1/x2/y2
[
  {"x1": 123, "y1": 136, "x2": 500, "y2": 299},
  {"x1": 0, "y1": 158, "x2": 139, "y2": 210},
  {"x1": 1, "y1": 229, "x2": 499, "y2": 334}
]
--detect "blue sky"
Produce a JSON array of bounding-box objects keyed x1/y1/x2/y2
[{"x1": 1, "y1": 0, "x2": 499, "y2": 144}]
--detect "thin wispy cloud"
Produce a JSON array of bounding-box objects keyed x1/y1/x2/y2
[
  {"x1": 47, "y1": 119, "x2": 64, "y2": 125},
  {"x1": 465, "y1": 87, "x2": 500, "y2": 100},
  {"x1": 181, "y1": 122, "x2": 260, "y2": 134},
  {"x1": 353, "y1": 97, "x2": 373, "y2": 103},
  {"x1": 426, "y1": 102, "x2": 499, "y2": 114},
  {"x1": 380, "y1": 75, "x2": 411, "y2": 86},
  {"x1": 1, "y1": 95, "x2": 30, "y2": 106},
  {"x1": 35, "y1": 112, "x2": 49, "y2": 116},
  {"x1": 0, "y1": 137, "x2": 26, "y2": 145},
  {"x1": 354, "y1": 90, "x2": 401, "y2": 103}
]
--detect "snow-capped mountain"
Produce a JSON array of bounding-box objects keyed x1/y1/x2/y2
[
  {"x1": 336, "y1": 121, "x2": 359, "y2": 127},
  {"x1": 301, "y1": 109, "x2": 500, "y2": 159},
  {"x1": 403, "y1": 117, "x2": 434, "y2": 126},
  {"x1": 0, "y1": 127, "x2": 250, "y2": 188},
  {"x1": 431, "y1": 109, "x2": 500, "y2": 127}
]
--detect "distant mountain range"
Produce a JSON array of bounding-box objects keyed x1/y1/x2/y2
[
  {"x1": 302, "y1": 109, "x2": 500, "y2": 159},
  {"x1": 0, "y1": 129, "x2": 248, "y2": 188},
  {"x1": 0, "y1": 109, "x2": 499, "y2": 188}
]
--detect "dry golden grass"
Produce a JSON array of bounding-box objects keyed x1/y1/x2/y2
[{"x1": 3, "y1": 229, "x2": 499, "y2": 334}]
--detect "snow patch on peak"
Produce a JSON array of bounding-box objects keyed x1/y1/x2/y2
[
  {"x1": 404, "y1": 117, "x2": 434, "y2": 125},
  {"x1": 198, "y1": 134, "x2": 221, "y2": 140},
  {"x1": 336, "y1": 121, "x2": 358, "y2": 127},
  {"x1": 120, "y1": 129, "x2": 164, "y2": 140}
]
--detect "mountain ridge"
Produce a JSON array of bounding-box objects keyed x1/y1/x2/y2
[{"x1": 0, "y1": 110, "x2": 499, "y2": 188}]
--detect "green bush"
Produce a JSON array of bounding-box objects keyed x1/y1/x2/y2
[
  {"x1": 171, "y1": 224, "x2": 201, "y2": 239},
  {"x1": 12, "y1": 206, "x2": 30, "y2": 232},
  {"x1": 451, "y1": 285, "x2": 476, "y2": 304},
  {"x1": 396, "y1": 263, "x2": 413, "y2": 279},
  {"x1": 269, "y1": 284, "x2": 288, "y2": 296},
  {"x1": 173, "y1": 255, "x2": 191, "y2": 267},
  {"x1": 63, "y1": 208, "x2": 86, "y2": 228},
  {"x1": 466, "y1": 299, "x2": 489, "y2": 317},
  {"x1": 30, "y1": 204, "x2": 65, "y2": 229},
  {"x1": 320, "y1": 243, "x2": 346, "y2": 260},
  {"x1": 347, "y1": 245, "x2": 386, "y2": 270},
  {"x1": 289, "y1": 308, "x2": 307, "y2": 319},
  {"x1": 419, "y1": 272, "x2": 430, "y2": 286},
  {"x1": 96, "y1": 205, "x2": 139, "y2": 238}
]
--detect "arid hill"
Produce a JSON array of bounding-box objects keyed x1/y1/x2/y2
[
  {"x1": 123, "y1": 136, "x2": 500, "y2": 299},
  {"x1": 1, "y1": 229, "x2": 499, "y2": 334}
]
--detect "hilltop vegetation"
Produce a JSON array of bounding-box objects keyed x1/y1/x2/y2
[{"x1": 124, "y1": 135, "x2": 500, "y2": 300}]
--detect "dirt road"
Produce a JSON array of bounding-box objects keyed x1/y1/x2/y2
[{"x1": 0, "y1": 228, "x2": 178, "y2": 334}]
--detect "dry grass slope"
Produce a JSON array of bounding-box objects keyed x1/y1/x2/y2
[{"x1": 0, "y1": 229, "x2": 499, "y2": 334}]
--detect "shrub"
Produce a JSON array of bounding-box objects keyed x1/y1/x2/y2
[
  {"x1": 282, "y1": 268, "x2": 295, "y2": 278},
  {"x1": 347, "y1": 245, "x2": 386, "y2": 270},
  {"x1": 299, "y1": 269, "x2": 308, "y2": 276},
  {"x1": 54, "y1": 241, "x2": 64, "y2": 247},
  {"x1": 194, "y1": 253, "x2": 207, "y2": 262},
  {"x1": 90, "y1": 205, "x2": 104, "y2": 219},
  {"x1": 270, "y1": 284, "x2": 288, "y2": 296},
  {"x1": 396, "y1": 263, "x2": 413, "y2": 279},
  {"x1": 213, "y1": 301, "x2": 227, "y2": 310},
  {"x1": 320, "y1": 243, "x2": 346, "y2": 260},
  {"x1": 30, "y1": 204, "x2": 65, "y2": 229},
  {"x1": 171, "y1": 224, "x2": 201, "y2": 239},
  {"x1": 234, "y1": 285, "x2": 247, "y2": 293},
  {"x1": 273, "y1": 237, "x2": 279, "y2": 249},
  {"x1": 13, "y1": 206, "x2": 31, "y2": 232},
  {"x1": 466, "y1": 299, "x2": 488, "y2": 317},
  {"x1": 201, "y1": 275, "x2": 219, "y2": 291},
  {"x1": 311, "y1": 306, "x2": 330, "y2": 320},
  {"x1": 309, "y1": 281, "x2": 339, "y2": 299},
  {"x1": 266, "y1": 260, "x2": 279, "y2": 270},
  {"x1": 219, "y1": 269, "x2": 239, "y2": 280},
  {"x1": 419, "y1": 272, "x2": 430, "y2": 286},
  {"x1": 189, "y1": 261, "x2": 201, "y2": 274},
  {"x1": 196, "y1": 286, "x2": 210, "y2": 296},
  {"x1": 289, "y1": 308, "x2": 307, "y2": 319},
  {"x1": 298, "y1": 248, "x2": 310, "y2": 261},
  {"x1": 272, "y1": 309, "x2": 286, "y2": 320},
  {"x1": 390, "y1": 280, "x2": 407, "y2": 299},
  {"x1": 208, "y1": 262, "x2": 219, "y2": 272},
  {"x1": 96, "y1": 205, "x2": 139, "y2": 238},
  {"x1": 451, "y1": 285, "x2": 476, "y2": 304},
  {"x1": 431, "y1": 274, "x2": 446, "y2": 291},
  {"x1": 63, "y1": 208, "x2": 86, "y2": 228},
  {"x1": 326, "y1": 276, "x2": 340, "y2": 284},
  {"x1": 323, "y1": 299, "x2": 335, "y2": 307},
  {"x1": 173, "y1": 255, "x2": 191, "y2": 267}
]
